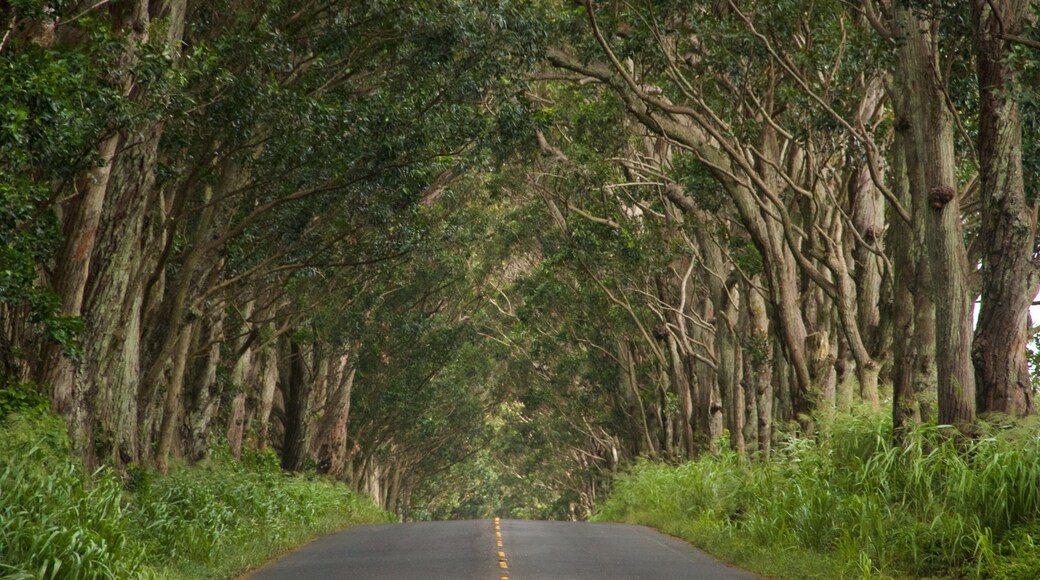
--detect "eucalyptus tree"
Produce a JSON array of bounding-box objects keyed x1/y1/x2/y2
[
  {"x1": 332, "y1": 177, "x2": 523, "y2": 511},
  {"x1": 0, "y1": 2, "x2": 118, "y2": 384},
  {"x1": 3, "y1": 0, "x2": 545, "y2": 469},
  {"x1": 542, "y1": 1, "x2": 897, "y2": 436},
  {"x1": 860, "y1": 0, "x2": 1039, "y2": 427},
  {"x1": 968, "y1": 0, "x2": 1038, "y2": 418},
  {"x1": 540, "y1": 0, "x2": 1040, "y2": 439}
]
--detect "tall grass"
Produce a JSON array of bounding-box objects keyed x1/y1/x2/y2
[
  {"x1": 0, "y1": 411, "x2": 393, "y2": 579},
  {"x1": 130, "y1": 447, "x2": 395, "y2": 578},
  {"x1": 594, "y1": 413, "x2": 1040, "y2": 579},
  {"x1": 0, "y1": 412, "x2": 148, "y2": 579}
]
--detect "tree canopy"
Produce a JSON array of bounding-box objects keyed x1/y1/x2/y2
[{"x1": 2, "y1": 0, "x2": 1039, "y2": 520}]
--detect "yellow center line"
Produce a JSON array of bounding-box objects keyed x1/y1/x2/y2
[{"x1": 494, "y1": 518, "x2": 509, "y2": 579}]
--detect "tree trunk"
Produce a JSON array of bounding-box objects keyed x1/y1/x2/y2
[
  {"x1": 226, "y1": 303, "x2": 257, "y2": 460},
  {"x1": 890, "y1": 120, "x2": 923, "y2": 438},
  {"x1": 156, "y1": 322, "x2": 194, "y2": 473},
  {"x1": 693, "y1": 297, "x2": 724, "y2": 453},
  {"x1": 313, "y1": 354, "x2": 356, "y2": 477},
  {"x1": 717, "y1": 283, "x2": 745, "y2": 456},
  {"x1": 40, "y1": 134, "x2": 119, "y2": 416},
  {"x1": 745, "y1": 279, "x2": 773, "y2": 457},
  {"x1": 617, "y1": 338, "x2": 656, "y2": 457},
  {"x1": 805, "y1": 285, "x2": 836, "y2": 420},
  {"x1": 281, "y1": 337, "x2": 313, "y2": 471},
  {"x1": 81, "y1": 158, "x2": 153, "y2": 465},
  {"x1": 254, "y1": 341, "x2": 280, "y2": 450},
  {"x1": 850, "y1": 158, "x2": 886, "y2": 358},
  {"x1": 37, "y1": 0, "x2": 154, "y2": 466},
  {"x1": 971, "y1": 0, "x2": 1038, "y2": 419},
  {"x1": 666, "y1": 332, "x2": 696, "y2": 458},
  {"x1": 894, "y1": 7, "x2": 976, "y2": 430},
  {"x1": 226, "y1": 393, "x2": 247, "y2": 460},
  {"x1": 182, "y1": 308, "x2": 226, "y2": 462}
]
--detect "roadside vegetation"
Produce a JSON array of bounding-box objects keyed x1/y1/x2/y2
[
  {"x1": 594, "y1": 411, "x2": 1040, "y2": 580},
  {"x1": 0, "y1": 395, "x2": 392, "y2": 579}
]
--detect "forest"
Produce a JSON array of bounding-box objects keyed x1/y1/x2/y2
[{"x1": 2, "y1": 0, "x2": 1040, "y2": 578}]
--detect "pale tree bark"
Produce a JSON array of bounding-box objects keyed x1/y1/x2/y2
[
  {"x1": 805, "y1": 284, "x2": 837, "y2": 416},
  {"x1": 665, "y1": 330, "x2": 695, "y2": 458},
  {"x1": 695, "y1": 223, "x2": 745, "y2": 453},
  {"x1": 182, "y1": 308, "x2": 226, "y2": 462},
  {"x1": 653, "y1": 371, "x2": 672, "y2": 457},
  {"x1": 82, "y1": 159, "x2": 152, "y2": 465},
  {"x1": 312, "y1": 354, "x2": 356, "y2": 476},
  {"x1": 831, "y1": 214, "x2": 881, "y2": 411},
  {"x1": 693, "y1": 296, "x2": 725, "y2": 453},
  {"x1": 739, "y1": 306, "x2": 758, "y2": 455},
  {"x1": 890, "y1": 121, "x2": 924, "y2": 437},
  {"x1": 617, "y1": 337, "x2": 657, "y2": 457},
  {"x1": 548, "y1": 36, "x2": 876, "y2": 435},
  {"x1": 38, "y1": 0, "x2": 152, "y2": 464},
  {"x1": 226, "y1": 393, "x2": 247, "y2": 459},
  {"x1": 226, "y1": 302, "x2": 258, "y2": 460},
  {"x1": 725, "y1": 294, "x2": 746, "y2": 456},
  {"x1": 654, "y1": 252, "x2": 696, "y2": 458},
  {"x1": 138, "y1": 220, "x2": 214, "y2": 445},
  {"x1": 547, "y1": 46, "x2": 824, "y2": 426},
  {"x1": 41, "y1": 135, "x2": 119, "y2": 408},
  {"x1": 971, "y1": 0, "x2": 1038, "y2": 418},
  {"x1": 893, "y1": 6, "x2": 976, "y2": 430},
  {"x1": 52, "y1": 0, "x2": 189, "y2": 466},
  {"x1": 849, "y1": 162, "x2": 886, "y2": 357},
  {"x1": 156, "y1": 322, "x2": 194, "y2": 474},
  {"x1": 744, "y1": 277, "x2": 773, "y2": 457},
  {"x1": 254, "y1": 342, "x2": 280, "y2": 450}
]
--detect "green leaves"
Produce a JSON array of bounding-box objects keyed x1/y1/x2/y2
[
  {"x1": 596, "y1": 412, "x2": 1040, "y2": 578},
  {"x1": 0, "y1": 380, "x2": 50, "y2": 418},
  {"x1": 0, "y1": 14, "x2": 127, "y2": 370},
  {"x1": 0, "y1": 412, "x2": 391, "y2": 579},
  {"x1": 0, "y1": 412, "x2": 145, "y2": 580}
]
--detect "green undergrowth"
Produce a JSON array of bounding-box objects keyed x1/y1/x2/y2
[
  {"x1": 593, "y1": 412, "x2": 1040, "y2": 579},
  {"x1": 0, "y1": 409, "x2": 393, "y2": 579}
]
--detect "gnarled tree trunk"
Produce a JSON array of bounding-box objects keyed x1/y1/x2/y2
[{"x1": 971, "y1": 0, "x2": 1038, "y2": 419}]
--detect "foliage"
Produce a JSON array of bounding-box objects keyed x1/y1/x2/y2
[
  {"x1": 0, "y1": 16, "x2": 121, "y2": 368},
  {"x1": 407, "y1": 400, "x2": 592, "y2": 521},
  {"x1": 0, "y1": 412, "x2": 392, "y2": 579},
  {"x1": 128, "y1": 447, "x2": 394, "y2": 577},
  {"x1": 594, "y1": 412, "x2": 1040, "y2": 579},
  {"x1": 0, "y1": 412, "x2": 147, "y2": 579},
  {"x1": 0, "y1": 379, "x2": 51, "y2": 417}
]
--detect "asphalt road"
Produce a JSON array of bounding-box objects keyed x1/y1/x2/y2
[{"x1": 248, "y1": 518, "x2": 760, "y2": 579}]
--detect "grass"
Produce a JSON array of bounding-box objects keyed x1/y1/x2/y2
[
  {"x1": 593, "y1": 412, "x2": 1040, "y2": 579},
  {"x1": 0, "y1": 410, "x2": 394, "y2": 579}
]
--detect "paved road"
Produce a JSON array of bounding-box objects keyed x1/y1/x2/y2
[{"x1": 248, "y1": 518, "x2": 760, "y2": 579}]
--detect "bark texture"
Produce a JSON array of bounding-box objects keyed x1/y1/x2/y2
[{"x1": 971, "y1": 0, "x2": 1038, "y2": 419}]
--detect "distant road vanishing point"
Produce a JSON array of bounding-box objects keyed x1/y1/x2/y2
[{"x1": 248, "y1": 519, "x2": 760, "y2": 579}]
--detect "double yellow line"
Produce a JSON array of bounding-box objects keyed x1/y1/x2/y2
[{"x1": 494, "y1": 516, "x2": 508, "y2": 579}]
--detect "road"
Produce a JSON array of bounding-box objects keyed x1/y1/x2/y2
[{"x1": 248, "y1": 518, "x2": 760, "y2": 579}]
